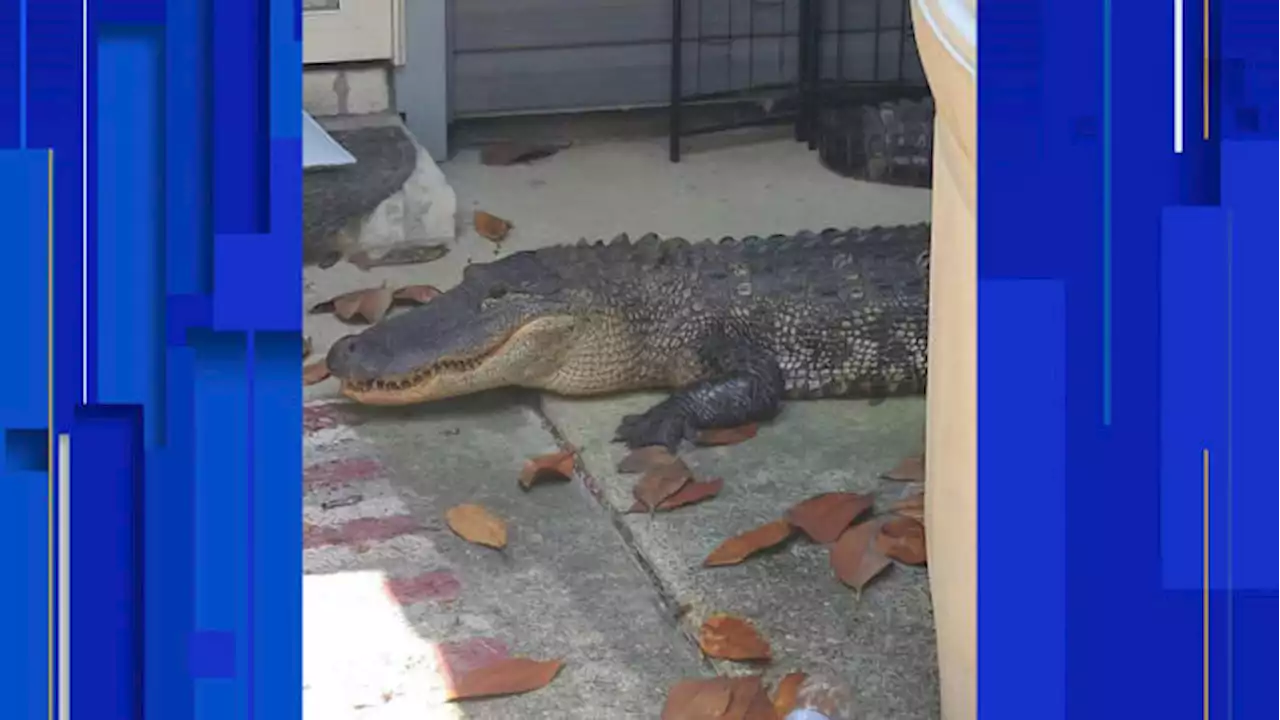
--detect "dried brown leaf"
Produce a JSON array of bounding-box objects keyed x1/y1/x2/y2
[
  {"x1": 443, "y1": 657, "x2": 563, "y2": 701},
  {"x1": 617, "y1": 445, "x2": 681, "y2": 474},
  {"x1": 303, "y1": 360, "x2": 331, "y2": 386},
  {"x1": 479, "y1": 141, "x2": 564, "y2": 167},
  {"x1": 445, "y1": 504, "x2": 508, "y2": 550},
  {"x1": 829, "y1": 519, "x2": 892, "y2": 592},
  {"x1": 356, "y1": 289, "x2": 394, "y2": 323},
  {"x1": 784, "y1": 492, "x2": 875, "y2": 544},
  {"x1": 771, "y1": 672, "x2": 807, "y2": 717},
  {"x1": 882, "y1": 455, "x2": 925, "y2": 482},
  {"x1": 698, "y1": 613, "x2": 772, "y2": 662},
  {"x1": 392, "y1": 284, "x2": 442, "y2": 305},
  {"x1": 474, "y1": 210, "x2": 512, "y2": 242},
  {"x1": 632, "y1": 461, "x2": 693, "y2": 511},
  {"x1": 876, "y1": 515, "x2": 928, "y2": 565},
  {"x1": 891, "y1": 490, "x2": 925, "y2": 523},
  {"x1": 695, "y1": 423, "x2": 759, "y2": 447},
  {"x1": 303, "y1": 336, "x2": 313, "y2": 359},
  {"x1": 703, "y1": 519, "x2": 794, "y2": 567},
  {"x1": 722, "y1": 675, "x2": 777, "y2": 720},
  {"x1": 627, "y1": 477, "x2": 724, "y2": 513},
  {"x1": 661, "y1": 677, "x2": 735, "y2": 720},
  {"x1": 519, "y1": 449, "x2": 576, "y2": 489},
  {"x1": 350, "y1": 243, "x2": 449, "y2": 270},
  {"x1": 313, "y1": 286, "x2": 395, "y2": 324}
]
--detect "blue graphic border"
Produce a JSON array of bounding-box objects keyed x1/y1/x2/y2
[
  {"x1": 2, "y1": 0, "x2": 301, "y2": 718},
  {"x1": 980, "y1": 1, "x2": 1277, "y2": 718}
]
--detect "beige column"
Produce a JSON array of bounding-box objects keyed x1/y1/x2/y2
[{"x1": 911, "y1": 2, "x2": 976, "y2": 720}]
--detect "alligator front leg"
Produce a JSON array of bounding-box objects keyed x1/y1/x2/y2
[{"x1": 614, "y1": 340, "x2": 785, "y2": 452}]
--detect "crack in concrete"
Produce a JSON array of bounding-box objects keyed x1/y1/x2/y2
[{"x1": 524, "y1": 393, "x2": 717, "y2": 673}]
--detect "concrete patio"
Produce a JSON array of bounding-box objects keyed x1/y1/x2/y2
[{"x1": 301, "y1": 126, "x2": 936, "y2": 720}]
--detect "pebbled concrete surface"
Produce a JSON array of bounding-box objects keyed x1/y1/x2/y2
[{"x1": 303, "y1": 128, "x2": 935, "y2": 719}]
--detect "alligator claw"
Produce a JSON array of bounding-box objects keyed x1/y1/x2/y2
[{"x1": 614, "y1": 405, "x2": 695, "y2": 453}]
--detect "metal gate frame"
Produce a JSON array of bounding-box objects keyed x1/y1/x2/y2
[{"x1": 669, "y1": 0, "x2": 927, "y2": 162}]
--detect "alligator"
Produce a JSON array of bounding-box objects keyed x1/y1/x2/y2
[{"x1": 325, "y1": 225, "x2": 931, "y2": 452}]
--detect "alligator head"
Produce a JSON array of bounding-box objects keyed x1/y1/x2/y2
[{"x1": 325, "y1": 256, "x2": 585, "y2": 405}]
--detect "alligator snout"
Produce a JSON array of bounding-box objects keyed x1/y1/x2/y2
[{"x1": 325, "y1": 334, "x2": 365, "y2": 380}]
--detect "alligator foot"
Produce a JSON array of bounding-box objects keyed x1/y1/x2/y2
[
  {"x1": 614, "y1": 399, "x2": 697, "y2": 453},
  {"x1": 615, "y1": 336, "x2": 786, "y2": 452}
]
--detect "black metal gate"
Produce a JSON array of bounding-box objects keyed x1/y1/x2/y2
[{"x1": 668, "y1": 0, "x2": 928, "y2": 162}]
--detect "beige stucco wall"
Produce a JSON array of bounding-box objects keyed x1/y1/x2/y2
[{"x1": 912, "y1": 1, "x2": 977, "y2": 719}]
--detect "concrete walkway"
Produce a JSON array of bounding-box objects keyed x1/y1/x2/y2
[{"x1": 302, "y1": 130, "x2": 936, "y2": 720}]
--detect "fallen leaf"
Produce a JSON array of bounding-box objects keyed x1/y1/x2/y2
[
  {"x1": 662, "y1": 677, "x2": 734, "y2": 720},
  {"x1": 771, "y1": 672, "x2": 807, "y2": 717},
  {"x1": 698, "y1": 613, "x2": 772, "y2": 662},
  {"x1": 627, "y1": 477, "x2": 724, "y2": 513},
  {"x1": 876, "y1": 515, "x2": 928, "y2": 565},
  {"x1": 704, "y1": 519, "x2": 794, "y2": 567},
  {"x1": 617, "y1": 445, "x2": 681, "y2": 474},
  {"x1": 335, "y1": 285, "x2": 394, "y2": 323},
  {"x1": 695, "y1": 423, "x2": 759, "y2": 447},
  {"x1": 445, "y1": 504, "x2": 508, "y2": 550},
  {"x1": 480, "y1": 141, "x2": 564, "y2": 166},
  {"x1": 444, "y1": 657, "x2": 563, "y2": 701},
  {"x1": 474, "y1": 210, "x2": 512, "y2": 242},
  {"x1": 891, "y1": 491, "x2": 925, "y2": 523},
  {"x1": 882, "y1": 455, "x2": 925, "y2": 482},
  {"x1": 311, "y1": 286, "x2": 395, "y2": 324},
  {"x1": 303, "y1": 336, "x2": 313, "y2": 359},
  {"x1": 829, "y1": 519, "x2": 891, "y2": 592},
  {"x1": 784, "y1": 492, "x2": 874, "y2": 544},
  {"x1": 391, "y1": 284, "x2": 442, "y2": 305},
  {"x1": 303, "y1": 360, "x2": 331, "y2": 386},
  {"x1": 349, "y1": 242, "x2": 449, "y2": 270},
  {"x1": 633, "y1": 461, "x2": 693, "y2": 511},
  {"x1": 519, "y1": 449, "x2": 576, "y2": 489},
  {"x1": 722, "y1": 675, "x2": 777, "y2": 720}
]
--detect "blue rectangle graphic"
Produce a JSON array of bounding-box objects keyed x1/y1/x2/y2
[
  {"x1": 978, "y1": 279, "x2": 1066, "y2": 720},
  {"x1": 0, "y1": 461, "x2": 50, "y2": 720},
  {"x1": 1159, "y1": 206, "x2": 1229, "y2": 591},
  {"x1": 0, "y1": 0, "x2": 20, "y2": 148},
  {"x1": 0, "y1": 151, "x2": 50, "y2": 430},
  {"x1": 96, "y1": 27, "x2": 165, "y2": 447},
  {"x1": 191, "y1": 331, "x2": 249, "y2": 718},
  {"x1": 0, "y1": 152, "x2": 52, "y2": 715},
  {"x1": 213, "y1": 0, "x2": 268, "y2": 234},
  {"x1": 1220, "y1": 140, "x2": 1278, "y2": 592},
  {"x1": 251, "y1": 332, "x2": 301, "y2": 719},
  {"x1": 70, "y1": 406, "x2": 144, "y2": 720}
]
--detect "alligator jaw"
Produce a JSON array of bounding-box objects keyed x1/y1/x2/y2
[
  {"x1": 336, "y1": 330, "x2": 518, "y2": 405},
  {"x1": 339, "y1": 375, "x2": 455, "y2": 405},
  {"x1": 339, "y1": 381, "x2": 429, "y2": 405},
  {"x1": 332, "y1": 315, "x2": 581, "y2": 405}
]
